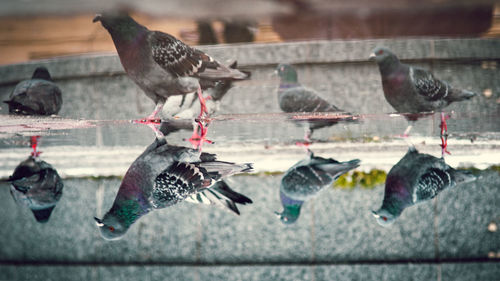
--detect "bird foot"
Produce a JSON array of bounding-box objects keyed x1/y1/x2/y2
[
  {"x1": 186, "y1": 120, "x2": 213, "y2": 149},
  {"x1": 131, "y1": 118, "x2": 162, "y2": 125},
  {"x1": 30, "y1": 136, "x2": 42, "y2": 158},
  {"x1": 295, "y1": 141, "x2": 312, "y2": 147},
  {"x1": 439, "y1": 112, "x2": 451, "y2": 157},
  {"x1": 131, "y1": 118, "x2": 164, "y2": 138}
]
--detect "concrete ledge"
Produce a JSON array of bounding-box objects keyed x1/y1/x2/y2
[
  {"x1": 1, "y1": 262, "x2": 499, "y2": 281},
  {"x1": 1, "y1": 38, "x2": 499, "y2": 85}
]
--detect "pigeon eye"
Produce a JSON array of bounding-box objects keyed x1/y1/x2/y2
[
  {"x1": 108, "y1": 226, "x2": 115, "y2": 232},
  {"x1": 382, "y1": 216, "x2": 387, "y2": 221},
  {"x1": 377, "y1": 49, "x2": 384, "y2": 55}
]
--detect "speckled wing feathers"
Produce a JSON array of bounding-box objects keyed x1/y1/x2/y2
[
  {"x1": 410, "y1": 67, "x2": 449, "y2": 101},
  {"x1": 414, "y1": 168, "x2": 451, "y2": 203},
  {"x1": 153, "y1": 162, "x2": 210, "y2": 204},
  {"x1": 150, "y1": 31, "x2": 219, "y2": 78}
]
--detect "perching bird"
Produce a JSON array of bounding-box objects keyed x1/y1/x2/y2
[
  {"x1": 4, "y1": 67, "x2": 62, "y2": 115},
  {"x1": 93, "y1": 12, "x2": 249, "y2": 130},
  {"x1": 7, "y1": 156, "x2": 64, "y2": 223},
  {"x1": 372, "y1": 146, "x2": 476, "y2": 227},
  {"x1": 276, "y1": 152, "x2": 360, "y2": 224},
  {"x1": 276, "y1": 64, "x2": 357, "y2": 143},
  {"x1": 95, "y1": 137, "x2": 253, "y2": 240},
  {"x1": 369, "y1": 47, "x2": 476, "y2": 131}
]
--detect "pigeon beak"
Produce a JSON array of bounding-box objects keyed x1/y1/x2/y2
[
  {"x1": 94, "y1": 217, "x2": 104, "y2": 227},
  {"x1": 93, "y1": 14, "x2": 102, "y2": 23},
  {"x1": 369, "y1": 53, "x2": 376, "y2": 60},
  {"x1": 371, "y1": 210, "x2": 380, "y2": 218},
  {"x1": 273, "y1": 211, "x2": 282, "y2": 219}
]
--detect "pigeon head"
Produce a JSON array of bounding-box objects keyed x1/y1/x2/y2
[
  {"x1": 276, "y1": 64, "x2": 298, "y2": 83},
  {"x1": 93, "y1": 11, "x2": 142, "y2": 36},
  {"x1": 276, "y1": 190, "x2": 303, "y2": 224},
  {"x1": 274, "y1": 208, "x2": 300, "y2": 225},
  {"x1": 32, "y1": 67, "x2": 53, "y2": 81},
  {"x1": 94, "y1": 214, "x2": 128, "y2": 240},
  {"x1": 372, "y1": 209, "x2": 397, "y2": 227},
  {"x1": 369, "y1": 47, "x2": 399, "y2": 64}
]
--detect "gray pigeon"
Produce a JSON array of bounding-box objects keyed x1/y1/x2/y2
[
  {"x1": 8, "y1": 156, "x2": 64, "y2": 223},
  {"x1": 93, "y1": 12, "x2": 249, "y2": 124},
  {"x1": 369, "y1": 47, "x2": 477, "y2": 122},
  {"x1": 276, "y1": 64, "x2": 357, "y2": 142},
  {"x1": 95, "y1": 137, "x2": 253, "y2": 240},
  {"x1": 372, "y1": 146, "x2": 476, "y2": 227},
  {"x1": 276, "y1": 152, "x2": 360, "y2": 224},
  {"x1": 4, "y1": 67, "x2": 62, "y2": 115}
]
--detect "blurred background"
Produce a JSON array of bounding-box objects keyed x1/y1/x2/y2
[{"x1": 0, "y1": 0, "x2": 499, "y2": 65}]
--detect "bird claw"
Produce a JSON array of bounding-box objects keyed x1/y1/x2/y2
[
  {"x1": 132, "y1": 118, "x2": 162, "y2": 125},
  {"x1": 439, "y1": 112, "x2": 451, "y2": 157},
  {"x1": 30, "y1": 136, "x2": 42, "y2": 158},
  {"x1": 187, "y1": 119, "x2": 213, "y2": 149}
]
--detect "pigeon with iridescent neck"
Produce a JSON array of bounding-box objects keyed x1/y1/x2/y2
[
  {"x1": 369, "y1": 46, "x2": 477, "y2": 140},
  {"x1": 93, "y1": 12, "x2": 249, "y2": 138},
  {"x1": 276, "y1": 64, "x2": 357, "y2": 143},
  {"x1": 372, "y1": 146, "x2": 476, "y2": 227},
  {"x1": 276, "y1": 152, "x2": 360, "y2": 224},
  {"x1": 95, "y1": 137, "x2": 253, "y2": 240}
]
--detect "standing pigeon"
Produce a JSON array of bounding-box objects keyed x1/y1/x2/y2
[
  {"x1": 372, "y1": 146, "x2": 476, "y2": 227},
  {"x1": 4, "y1": 67, "x2": 62, "y2": 115},
  {"x1": 369, "y1": 47, "x2": 476, "y2": 133},
  {"x1": 276, "y1": 64, "x2": 357, "y2": 143},
  {"x1": 7, "y1": 155, "x2": 64, "y2": 223},
  {"x1": 95, "y1": 137, "x2": 253, "y2": 240},
  {"x1": 276, "y1": 152, "x2": 360, "y2": 224},
  {"x1": 93, "y1": 12, "x2": 249, "y2": 136}
]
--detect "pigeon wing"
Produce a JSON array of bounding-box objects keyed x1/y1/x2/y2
[
  {"x1": 152, "y1": 162, "x2": 211, "y2": 204},
  {"x1": 410, "y1": 67, "x2": 450, "y2": 101},
  {"x1": 413, "y1": 168, "x2": 451, "y2": 203},
  {"x1": 150, "y1": 31, "x2": 219, "y2": 78},
  {"x1": 280, "y1": 87, "x2": 340, "y2": 113}
]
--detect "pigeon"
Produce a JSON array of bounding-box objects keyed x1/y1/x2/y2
[
  {"x1": 276, "y1": 151, "x2": 360, "y2": 224},
  {"x1": 93, "y1": 12, "x2": 249, "y2": 135},
  {"x1": 372, "y1": 146, "x2": 476, "y2": 227},
  {"x1": 369, "y1": 47, "x2": 477, "y2": 133},
  {"x1": 4, "y1": 67, "x2": 62, "y2": 115},
  {"x1": 276, "y1": 64, "x2": 357, "y2": 143},
  {"x1": 7, "y1": 156, "x2": 64, "y2": 223},
  {"x1": 95, "y1": 137, "x2": 253, "y2": 240}
]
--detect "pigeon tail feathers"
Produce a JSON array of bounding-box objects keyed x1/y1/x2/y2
[{"x1": 447, "y1": 88, "x2": 477, "y2": 102}]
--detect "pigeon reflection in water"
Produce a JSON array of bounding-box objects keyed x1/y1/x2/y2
[
  {"x1": 7, "y1": 137, "x2": 63, "y2": 223},
  {"x1": 95, "y1": 137, "x2": 253, "y2": 240},
  {"x1": 3, "y1": 67, "x2": 62, "y2": 116},
  {"x1": 275, "y1": 64, "x2": 358, "y2": 144},
  {"x1": 276, "y1": 151, "x2": 360, "y2": 224},
  {"x1": 372, "y1": 146, "x2": 476, "y2": 227}
]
